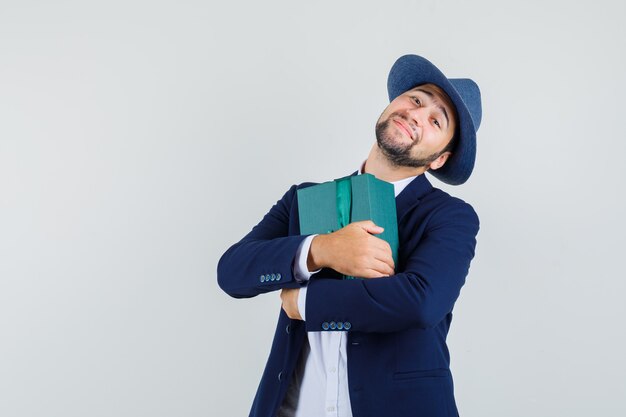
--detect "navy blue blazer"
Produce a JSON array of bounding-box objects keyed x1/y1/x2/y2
[{"x1": 217, "y1": 171, "x2": 480, "y2": 417}]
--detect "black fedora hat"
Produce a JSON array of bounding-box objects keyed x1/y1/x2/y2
[{"x1": 387, "y1": 54, "x2": 482, "y2": 185}]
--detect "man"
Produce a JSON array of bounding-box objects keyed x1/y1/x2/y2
[{"x1": 217, "y1": 54, "x2": 482, "y2": 417}]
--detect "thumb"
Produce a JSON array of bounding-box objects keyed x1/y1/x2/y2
[{"x1": 357, "y1": 220, "x2": 384, "y2": 234}]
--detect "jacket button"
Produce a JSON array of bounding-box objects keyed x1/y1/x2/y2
[
  {"x1": 278, "y1": 371, "x2": 283, "y2": 381},
  {"x1": 322, "y1": 322, "x2": 330, "y2": 330},
  {"x1": 344, "y1": 321, "x2": 352, "y2": 330},
  {"x1": 285, "y1": 324, "x2": 291, "y2": 334},
  {"x1": 260, "y1": 275, "x2": 265, "y2": 282},
  {"x1": 329, "y1": 321, "x2": 337, "y2": 330}
]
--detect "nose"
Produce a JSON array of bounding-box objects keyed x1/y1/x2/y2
[
  {"x1": 403, "y1": 108, "x2": 426, "y2": 138},
  {"x1": 405, "y1": 106, "x2": 427, "y2": 126}
]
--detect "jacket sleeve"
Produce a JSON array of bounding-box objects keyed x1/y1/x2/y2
[
  {"x1": 217, "y1": 184, "x2": 312, "y2": 298},
  {"x1": 303, "y1": 200, "x2": 480, "y2": 332}
]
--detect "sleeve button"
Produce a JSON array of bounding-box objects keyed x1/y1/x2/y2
[
  {"x1": 329, "y1": 321, "x2": 337, "y2": 330},
  {"x1": 344, "y1": 322, "x2": 352, "y2": 330},
  {"x1": 260, "y1": 275, "x2": 265, "y2": 282},
  {"x1": 322, "y1": 322, "x2": 330, "y2": 330}
]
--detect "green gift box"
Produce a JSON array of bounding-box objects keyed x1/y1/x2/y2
[{"x1": 297, "y1": 173, "x2": 399, "y2": 280}]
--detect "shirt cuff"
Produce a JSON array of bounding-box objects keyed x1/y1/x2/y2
[
  {"x1": 293, "y1": 234, "x2": 321, "y2": 282},
  {"x1": 297, "y1": 286, "x2": 307, "y2": 321}
]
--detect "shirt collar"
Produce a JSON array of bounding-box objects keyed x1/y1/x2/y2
[{"x1": 357, "y1": 160, "x2": 419, "y2": 198}]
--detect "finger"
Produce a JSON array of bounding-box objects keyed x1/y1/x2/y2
[
  {"x1": 370, "y1": 238, "x2": 392, "y2": 254},
  {"x1": 355, "y1": 220, "x2": 384, "y2": 235},
  {"x1": 375, "y1": 255, "x2": 395, "y2": 275},
  {"x1": 370, "y1": 234, "x2": 393, "y2": 251},
  {"x1": 360, "y1": 268, "x2": 389, "y2": 279},
  {"x1": 378, "y1": 259, "x2": 395, "y2": 276},
  {"x1": 364, "y1": 259, "x2": 395, "y2": 277},
  {"x1": 371, "y1": 246, "x2": 395, "y2": 270}
]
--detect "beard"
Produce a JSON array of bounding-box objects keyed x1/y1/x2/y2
[{"x1": 375, "y1": 116, "x2": 441, "y2": 168}]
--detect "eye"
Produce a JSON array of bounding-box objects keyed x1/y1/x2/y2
[
  {"x1": 433, "y1": 119, "x2": 441, "y2": 128},
  {"x1": 413, "y1": 97, "x2": 421, "y2": 106}
]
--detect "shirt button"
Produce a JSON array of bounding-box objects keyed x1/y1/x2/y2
[
  {"x1": 326, "y1": 406, "x2": 335, "y2": 412},
  {"x1": 329, "y1": 366, "x2": 336, "y2": 373}
]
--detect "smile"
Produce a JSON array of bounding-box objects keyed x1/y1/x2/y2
[{"x1": 393, "y1": 119, "x2": 414, "y2": 140}]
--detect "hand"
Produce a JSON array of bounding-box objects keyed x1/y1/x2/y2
[
  {"x1": 307, "y1": 220, "x2": 395, "y2": 278},
  {"x1": 280, "y1": 288, "x2": 302, "y2": 320}
]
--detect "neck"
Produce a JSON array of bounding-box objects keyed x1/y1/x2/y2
[{"x1": 362, "y1": 144, "x2": 427, "y2": 182}]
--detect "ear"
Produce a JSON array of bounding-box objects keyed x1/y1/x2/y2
[{"x1": 428, "y1": 152, "x2": 451, "y2": 171}]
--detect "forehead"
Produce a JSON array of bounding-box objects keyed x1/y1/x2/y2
[{"x1": 406, "y1": 84, "x2": 453, "y2": 109}]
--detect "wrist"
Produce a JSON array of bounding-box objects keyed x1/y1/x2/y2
[{"x1": 307, "y1": 234, "x2": 328, "y2": 271}]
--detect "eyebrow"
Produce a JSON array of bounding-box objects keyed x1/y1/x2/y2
[{"x1": 412, "y1": 88, "x2": 450, "y2": 130}]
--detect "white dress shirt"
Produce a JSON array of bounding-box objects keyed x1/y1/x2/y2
[{"x1": 289, "y1": 163, "x2": 417, "y2": 417}]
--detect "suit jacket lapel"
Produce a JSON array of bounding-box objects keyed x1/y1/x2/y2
[{"x1": 395, "y1": 174, "x2": 432, "y2": 223}]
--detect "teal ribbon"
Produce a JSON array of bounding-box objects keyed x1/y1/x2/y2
[{"x1": 335, "y1": 178, "x2": 357, "y2": 280}]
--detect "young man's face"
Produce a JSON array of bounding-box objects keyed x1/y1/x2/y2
[{"x1": 375, "y1": 83, "x2": 457, "y2": 170}]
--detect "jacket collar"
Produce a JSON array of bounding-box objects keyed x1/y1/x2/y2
[{"x1": 348, "y1": 170, "x2": 433, "y2": 223}]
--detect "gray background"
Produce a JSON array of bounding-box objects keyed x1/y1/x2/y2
[{"x1": 1, "y1": 0, "x2": 625, "y2": 416}]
